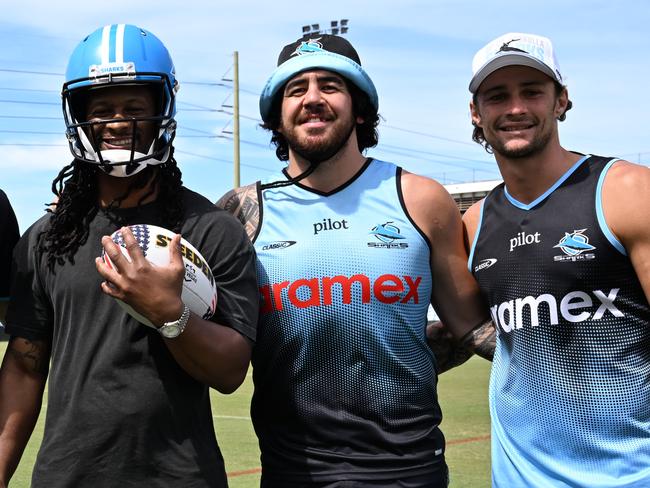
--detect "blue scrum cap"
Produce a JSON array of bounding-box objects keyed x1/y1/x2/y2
[{"x1": 259, "y1": 34, "x2": 378, "y2": 123}]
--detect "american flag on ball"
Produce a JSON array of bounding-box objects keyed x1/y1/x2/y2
[{"x1": 114, "y1": 225, "x2": 151, "y2": 254}]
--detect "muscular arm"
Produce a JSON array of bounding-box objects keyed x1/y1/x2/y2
[
  {"x1": 96, "y1": 228, "x2": 256, "y2": 394},
  {"x1": 602, "y1": 161, "x2": 650, "y2": 302},
  {"x1": 0, "y1": 336, "x2": 49, "y2": 485},
  {"x1": 216, "y1": 183, "x2": 260, "y2": 242},
  {"x1": 402, "y1": 172, "x2": 494, "y2": 370}
]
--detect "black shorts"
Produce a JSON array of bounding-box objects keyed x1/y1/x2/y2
[{"x1": 260, "y1": 466, "x2": 449, "y2": 488}]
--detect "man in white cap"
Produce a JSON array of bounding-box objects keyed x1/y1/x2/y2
[
  {"x1": 218, "y1": 33, "x2": 494, "y2": 486},
  {"x1": 465, "y1": 32, "x2": 650, "y2": 487}
]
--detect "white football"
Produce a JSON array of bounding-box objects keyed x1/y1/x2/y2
[{"x1": 102, "y1": 224, "x2": 218, "y2": 328}]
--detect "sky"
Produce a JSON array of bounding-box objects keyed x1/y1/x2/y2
[{"x1": 1, "y1": 0, "x2": 649, "y2": 231}]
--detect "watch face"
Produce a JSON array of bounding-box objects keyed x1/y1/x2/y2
[{"x1": 160, "y1": 324, "x2": 181, "y2": 338}]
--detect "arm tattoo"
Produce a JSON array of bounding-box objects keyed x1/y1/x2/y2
[
  {"x1": 462, "y1": 319, "x2": 496, "y2": 361},
  {"x1": 7, "y1": 338, "x2": 50, "y2": 375},
  {"x1": 216, "y1": 184, "x2": 260, "y2": 242},
  {"x1": 427, "y1": 321, "x2": 474, "y2": 373},
  {"x1": 428, "y1": 319, "x2": 496, "y2": 372}
]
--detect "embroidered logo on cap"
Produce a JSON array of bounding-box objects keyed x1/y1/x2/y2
[
  {"x1": 497, "y1": 39, "x2": 526, "y2": 54},
  {"x1": 291, "y1": 38, "x2": 324, "y2": 56}
]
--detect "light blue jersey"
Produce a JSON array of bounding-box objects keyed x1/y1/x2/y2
[{"x1": 251, "y1": 159, "x2": 446, "y2": 483}]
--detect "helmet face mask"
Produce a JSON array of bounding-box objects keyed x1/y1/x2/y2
[{"x1": 62, "y1": 24, "x2": 179, "y2": 177}]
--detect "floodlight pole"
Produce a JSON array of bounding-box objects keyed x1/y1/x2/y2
[{"x1": 233, "y1": 51, "x2": 240, "y2": 188}]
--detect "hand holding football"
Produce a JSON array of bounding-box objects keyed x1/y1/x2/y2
[{"x1": 101, "y1": 224, "x2": 218, "y2": 328}]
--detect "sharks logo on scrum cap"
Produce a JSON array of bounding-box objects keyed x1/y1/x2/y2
[
  {"x1": 259, "y1": 33, "x2": 377, "y2": 123},
  {"x1": 291, "y1": 38, "x2": 325, "y2": 56}
]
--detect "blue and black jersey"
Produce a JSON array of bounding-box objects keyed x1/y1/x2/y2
[{"x1": 470, "y1": 154, "x2": 650, "y2": 487}]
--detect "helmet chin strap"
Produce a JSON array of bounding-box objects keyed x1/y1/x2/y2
[
  {"x1": 96, "y1": 150, "x2": 156, "y2": 177},
  {"x1": 74, "y1": 122, "x2": 171, "y2": 177}
]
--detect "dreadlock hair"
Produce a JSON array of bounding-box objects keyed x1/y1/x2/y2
[
  {"x1": 261, "y1": 78, "x2": 380, "y2": 161},
  {"x1": 472, "y1": 81, "x2": 573, "y2": 153},
  {"x1": 38, "y1": 149, "x2": 184, "y2": 271}
]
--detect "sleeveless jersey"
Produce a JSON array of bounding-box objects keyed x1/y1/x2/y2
[
  {"x1": 469, "y1": 155, "x2": 650, "y2": 487},
  {"x1": 251, "y1": 159, "x2": 443, "y2": 482}
]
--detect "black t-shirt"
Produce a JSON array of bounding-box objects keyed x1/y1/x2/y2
[
  {"x1": 6, "y1": 188, "x2": 258, "y2": 487},
  {"x1": 0, "y1": 189, "x2": 19, "y2": 300}
]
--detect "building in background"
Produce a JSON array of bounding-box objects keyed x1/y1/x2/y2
[{"x1": 445, "y1": 180, "x2": 502, "y2": 214}]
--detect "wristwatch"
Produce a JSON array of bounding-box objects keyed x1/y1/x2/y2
[{"x1": 158, "y1": 304, "x2": 191, "y2": 339}]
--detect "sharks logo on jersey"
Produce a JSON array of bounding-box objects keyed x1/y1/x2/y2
[
  {"x1": 553, "y1": 228, "x2": 596, "y2": 262},
  {"x1": 368, "y1": 222, "x2": 408, "y2": 249},
  {"x1": 555, "y1": 229, "x2": 596, "y2": 256}
]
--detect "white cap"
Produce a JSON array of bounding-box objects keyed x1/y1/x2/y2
[{"x1": 469, "y1": 33, "x2": 563, "y2": 93}]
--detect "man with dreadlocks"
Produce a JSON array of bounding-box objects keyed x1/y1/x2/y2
[
  {"x1": 0, "y1": 190, "x2": 19, "y2": 325},
  {"x1": 0, "y1": 24, "x2": 258, "y2": 487},
  {"x1": 217, "y1": 34, "x2": 494, "y2": 487}
]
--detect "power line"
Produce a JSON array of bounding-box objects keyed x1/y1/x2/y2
[
  {"x1": 0, "y1": 99, "x2": 58, "y2": 106},
  {"x1": 174, "y1": 149, "x2": 231, "y2": 164},
  {"x1": 0, "y1": 68, "x2": 249, "y2": 94},
  {"x1": 0, "y1": 115, "x2": 60, "y2": 120},
  {"x1": 372, "y1": 145, "x2": 498, "y2": 175},
  {"x1": 378, "y1": 143, "x2": 493, "y2": 165},
  {"x1": 0, "y1": 68, "x2": 61, "y2": 76},
  {"x1": 0, "y1": 129, "x2": 59, "y2": 135},
  {"x1": 0, "y1": 87, "x2": 59, "y2": 94},
  {"x1": 382, "y1": 124, "x2": 476, "y2": 147},
  {"x1": 171, "y1": 150, "x2": 274, "y2": 173},
  {"x1": 0, "y1": 142, "x2": 65, "y2": 147}
]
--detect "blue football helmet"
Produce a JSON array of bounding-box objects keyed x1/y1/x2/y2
[{"x1": 62, "y1": 24, "x2": 178, "y2": 177}]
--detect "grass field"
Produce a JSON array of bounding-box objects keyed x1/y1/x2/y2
[{"x1": 4, "y1": 340, "x2": 491, "y2": 487}]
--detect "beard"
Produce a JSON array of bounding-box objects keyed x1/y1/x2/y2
[
  {"x1": 483, "y1": 110, "x2": 556, "y2": 159},
  {"x1": 489, "y1": 127, "x2": 553, "y2": 159},
  {"x1": 280, "y1": 113, "x2": 357, "y2": 164}
]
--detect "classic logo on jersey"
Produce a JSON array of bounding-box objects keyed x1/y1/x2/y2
[
  {"x1": 553, "y1": 228, "x2": 596, "y2": 262},
  {"x1": 259, "y1": 273, "x2": 422, "y2": 313},
  {"x1": 490, "y1": 288, "x2": 623, "y2": 333},
  {"x1": 510, "y1": 231, "x2": 541, "y2": 252},
  {"x1": 262, "y1": 240, "x2": 297, "y2": 251},
  {"x1": 291, "y1": 38, "x2": 324, "y2": 56},
  {"x1": 474, "y1": 258, "x2": 498, "y2": 273},
  {"x1": 367, "y1": 222, "x2": 408, "y2": 249}
]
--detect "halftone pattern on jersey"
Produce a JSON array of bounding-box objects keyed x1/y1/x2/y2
[
  {"x1": 251, "y1": 159, "x2": 444, "y2": 481},
  {"x1": 473, "y1": 156, "x2": 650, "y2": 487}
]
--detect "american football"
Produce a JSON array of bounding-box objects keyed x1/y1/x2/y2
[{"x1": 103, "y1": 224, "x2": 218, "y2": 327}]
